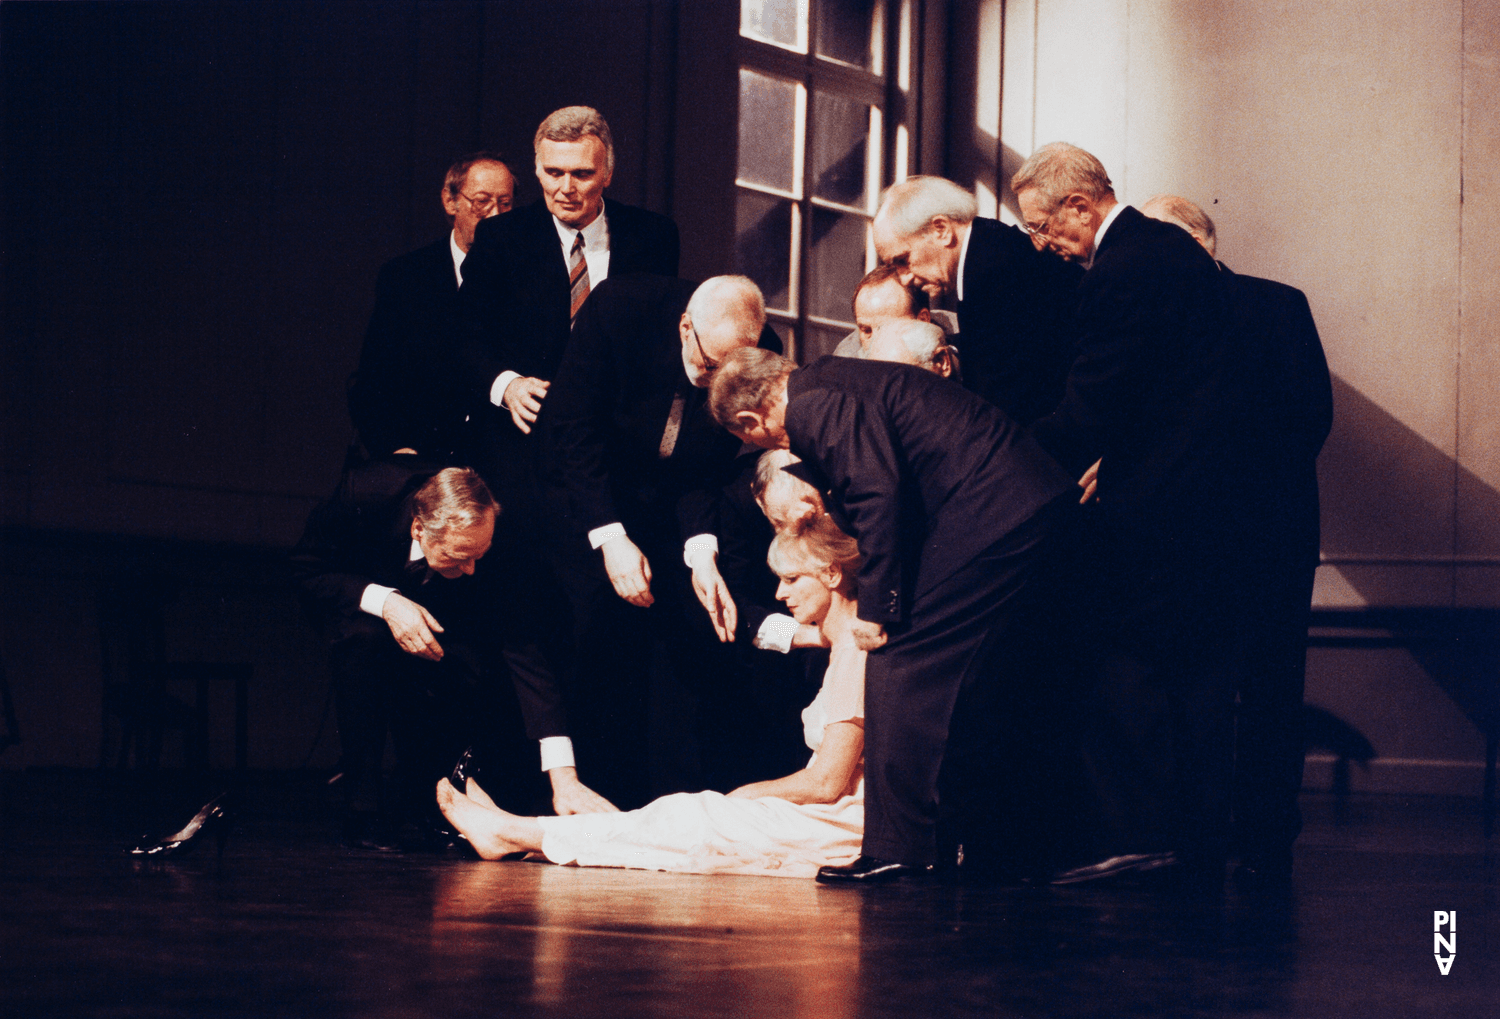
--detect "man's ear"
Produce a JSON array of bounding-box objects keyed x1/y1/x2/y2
[
  {"x1": 929, "y1": 215, "x2": 958, "y2": 247},
  {"x1": 1062, "y1": 192, "x2": 1092, "y2": 221},
  {"x1": 410, "y1": 517, "x2": 424, "y2": 542},
  {"x1": 731, "y1": 409, "x2": 764, "y2": 434},
  {"x1": 440, "y1": 188, "x2": 460, "y2": 220}
]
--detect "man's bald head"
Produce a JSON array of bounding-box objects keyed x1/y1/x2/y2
[
  {"x1": 863, "y1": 319, "x2": 958, "y2": 379},
  {"x1": 1141, "y1": 194, "x2": 1217, "y2": 256}
]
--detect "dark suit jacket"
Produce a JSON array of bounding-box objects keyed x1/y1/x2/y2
[
  {"x1": 456, "y1": 197, "x2": 681, "y2": 402},
  {"x1": 539, "y1": 274, "x2": 779, "y2": 556},
  {"x1": 348, "y1": 236, "x2": 473, "y2": 461},
  {"x1": 1224, "y1": 267, "x2": 1332, "y2": 568},
  {"x1": 290, "y1": 457, "x2": 566, "y2": 739},
  {"x1": 957, "y1": 218, "x2": 1085, "y2": 424},
  {"x1": 1029, "y1": 205, "x2": 1249, "y2": 657},
  {"x1": 784, "y1": 357, "x2": 1074, "y2": 627}
]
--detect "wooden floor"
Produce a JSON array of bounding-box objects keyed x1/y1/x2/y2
[{"x1": 1, "y1": 773, "x2": 1495, "y2": 1018}]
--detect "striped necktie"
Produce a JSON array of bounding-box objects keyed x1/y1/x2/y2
[{"x1": 568, "y1": 232, "x2": 590, "y2": 324}]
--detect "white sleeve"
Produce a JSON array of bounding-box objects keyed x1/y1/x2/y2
[
  {"x1": 359, "y1": 584, "x2": 396, "y2": 617},
  {"x1": 539, "y1": 736, "x2": 576, "y2": 772},
  {"x1": 753, "y1": 613, "x2": 800, "y2": 654},
  {"x1": 588, "y1": 523, "x2": 628, "y2": 549},
  {"x1": 489, "y1": 370, "x2": 522, "y2": 407},
  {"x1": 682, "y1": 533, "x2": 719, "y2": 570}
]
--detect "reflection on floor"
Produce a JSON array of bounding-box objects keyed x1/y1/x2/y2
[{"x1": 0, "y1": 774, "x2": 1494, "y2": 1018}]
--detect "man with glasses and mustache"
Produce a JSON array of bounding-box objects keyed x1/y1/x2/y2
[{"x1": 349, "y1": 153, "x2": 515, "y2": 464}]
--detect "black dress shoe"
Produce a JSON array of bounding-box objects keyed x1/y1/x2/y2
[
  {"x1": 130, "y1": 793, "x2": 230, "y2": 858},
  {"x1": 1050, "y1": 852, "x2": 1178, "y2": 885},
  {"x1": 816, "y1": 856, "x2": 934, "y2": 884}
]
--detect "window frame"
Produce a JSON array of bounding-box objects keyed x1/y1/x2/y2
[{"x1": 734, "y1": 0, "x2": 917, "y2": 362}]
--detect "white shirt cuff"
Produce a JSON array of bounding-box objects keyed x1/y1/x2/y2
[
  {"x1": 539, "y1": 736, "x2": 576, "y2": 771},
  {"x1": 490, "y1": 370, "x2": 521, "y2": 407},
  {"x1": 753, "y1": 613, "x2": 800, "y2": 653},
  {"x1": 359, "y1": 584, "x2": 396, "y2": 617},
  {"x1": 588, "y1": 523, "x2": 628, "y2": 549},
  {"x1": 682, "y1": 533, "x2": 719, "y2": 570}
]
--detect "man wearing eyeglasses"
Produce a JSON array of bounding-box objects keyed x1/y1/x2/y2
[
  {"x1": 1011, "y1": 143, "x2": 1253, "y2": 889},
  {"x1": 872, "y1": 175, "x2": 1083, "y2": 425},
  {"x1": 537, "y1": 274, "x2": 780, "y2": 808},
  {"x1": 349, "y1": 153, "x2": 515, "y2": 464}
]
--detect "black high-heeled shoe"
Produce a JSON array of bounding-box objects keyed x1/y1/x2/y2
[
  {"x1": 130, "y1": 793, "x2": 230, "y2": 857},
  {"x1": 449, "y1": 747, "x2": 477, "y2": 790}
]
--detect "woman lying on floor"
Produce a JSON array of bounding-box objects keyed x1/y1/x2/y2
[{"x1": 437, "y1": 518, "x2": 864, "y2": 878}]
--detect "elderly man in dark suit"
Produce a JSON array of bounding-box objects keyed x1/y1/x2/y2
[
  {"x1": 538, "y1": 274, "x2": 780, "y2": 806},
  {"x1": 293, "y1": 460, "x2": 614, "y2": 849},
  {"x1": 872, "y1": 175, "x2": 1083, "y2": 424},
  {"x1": 1142, "y1": 194, "x2": 1333, "y2": 887},
  {"x1": 1012, "y1": 143, "x2": 1254, "y2": 885},
  {"x1": 711, "y1": 348, "x2": 1077, "y2": 883},
  {"x1": 348, "y1": 153, "x2": 515, "y2": 462}
]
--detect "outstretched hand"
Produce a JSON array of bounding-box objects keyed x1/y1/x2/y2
[
  {"x1": 690, "y1": 556, "x2": 738, "y2": 642},
  {"x1": 382, "y1": 592, "x2": 445, "y2": 660},
  {"x1": 549, "y1": 767, "x2": 620, "y2": 815},
  {"x1": 601, "y1": 535, "x2": 654, "y2": 607}
]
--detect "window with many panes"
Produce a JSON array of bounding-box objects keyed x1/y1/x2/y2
[{"x1": 734, "y1": 0, "x2": 918, "y2": 361}]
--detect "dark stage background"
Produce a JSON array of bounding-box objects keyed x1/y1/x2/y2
[{"x1": 0, "y1": 0, "x2": 757, "y2": 770}]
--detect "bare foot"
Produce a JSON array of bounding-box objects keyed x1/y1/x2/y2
[
  {"x1": 465, "y1": 777, "x2": 500, "y2": 812},
  {"x1": 435, "y1": 779, "x2": 537, "y2": 860}
]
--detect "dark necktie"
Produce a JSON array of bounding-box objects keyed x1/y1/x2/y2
[{"x1": 568, "y1": 232, "x2": 590, "y2": 325}]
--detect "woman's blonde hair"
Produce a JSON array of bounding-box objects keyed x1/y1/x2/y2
[{"x1": 767, "y1": 514, "x2": 860, "y2": 582}]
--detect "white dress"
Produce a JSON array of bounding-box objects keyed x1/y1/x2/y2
[{"x1": 535, "y1": 641, "x2": 866, "y2": 878}]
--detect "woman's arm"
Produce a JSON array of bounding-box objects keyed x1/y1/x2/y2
[{"x1": 726, "y1": 720, "x2": 863, "y2": 804}]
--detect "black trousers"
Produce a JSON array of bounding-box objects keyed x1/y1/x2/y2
[
  {"x1": 860, "y1": 501, "x2": 1065, "y2": 867},
  {"x1": 1231, "y1": 553, "x2": 1317, "y2": 865},
  {"x1": 330, "y1": 621, "x2": 550, "y2": 820},
  {"x1": 548, "y1": 527, "x2": 783, "y2": 811}
]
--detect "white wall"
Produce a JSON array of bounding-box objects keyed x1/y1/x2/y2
[{"x1": 1001, "y1": 0, "x2": 1500, "y2": 793}]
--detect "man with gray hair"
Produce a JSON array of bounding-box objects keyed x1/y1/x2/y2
[
  {"x1": 294, "y1": 460, "x2": 614, "y2": 850},
  {"x1": 1140, "y1": 194, "x2": 1218, "y2": 255},
  {"x1": 450, "y1": 107, "x2": 680, "y2": 592},
  {"x1": 1142, "y1": 193, "x2": 1332, "y2": 888},
  {"x1": 872, "y1": 175, "x2": 1082, "y2": 423},
  {"x1": 861, "y1": 319, "x2": 960, "y2": 379},
  {"x1": 539, "y1": 274, "x2": 783, "y2": 806},
  {"x1": 1014, "y1": 142, "x2": 1255, "y2": 887},
  {"x1": 709, "y1": 346, "x2": 1076, "y2": 883}
]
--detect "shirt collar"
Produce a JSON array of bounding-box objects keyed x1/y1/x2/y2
[
  {"x1": 408, "y1": 537, "x2": 424, "y2": 563},
  {"x1": 552, "y1": 204, "x2": 610, "y2": 253},
  {"x1": 449, "y1": 230, "x2": 466, "y2": 286},
  {"x1": 1087, "y1": 202, "x2": 1127, "y2": 269},
  {"x1": 955, "y1": 221, "x2": 974, "y2": 303}
]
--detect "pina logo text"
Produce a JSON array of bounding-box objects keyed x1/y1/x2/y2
[{"x1": 1434, "y1": 911, "x2": 1456, "y2": 975}]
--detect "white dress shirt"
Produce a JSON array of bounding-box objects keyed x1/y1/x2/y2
[{"x1": 488, "y1": 208, "x2": 613, "y2": 408}]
